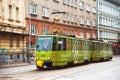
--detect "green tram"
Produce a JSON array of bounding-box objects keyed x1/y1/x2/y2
[{"x1": 36, "y1": 35, "x2": 113, "y2": 69}]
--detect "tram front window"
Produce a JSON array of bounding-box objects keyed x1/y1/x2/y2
[{"x1": 36, "y1": 37, "x2": 52, "y2": 51}]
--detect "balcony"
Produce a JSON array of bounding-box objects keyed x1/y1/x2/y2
[{"x1": 107, "y1": 0, "x2": 120, "y2": 6}]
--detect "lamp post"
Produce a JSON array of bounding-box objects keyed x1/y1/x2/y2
[{"x1": 51, "y1": 11, "x2": 66, "y2": 15}]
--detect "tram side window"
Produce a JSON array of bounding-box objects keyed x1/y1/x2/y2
[
  {"x1": 58, "y1": 38, "x2": 66, "y2": 51},
  {"x1": 94, "y1": 43, "x2": 96, "y2": 50},
  {"x1": 63, "y1": 38, "x2": 66, "y2": 50},
  {"x1": 83, "y1": 41, "x2": 89, "y2": 51},
  {"x1": 84, "y1": 42, "x2": 89, "y2": 51},
  {"x1": 79, "y1": 41, "x2": 82, "y2": 50},
  {"x1": 104, "y1": 44, "x2": 107, "y2": 51},
  {"x1": 108, "y1": 44, "x2": 112, "y2": 51},
  {"x1": 100, "y1": 43, "x2": 103, "y2": 50},
  {"x1": 66, "y1": 39, "x2": 71, "y2": 50},
  {"x1": 95, "y1": 43, "x2": 100, "y2": 51},
  {"x1": 52, "y1": 37, "x2": 57, "y2": 51},
  {"x1": 106, "y1": 44, "x2": 108, "y2": 51},
  {"x1": 90, "y1": 42, "x2": 94, "y2": 50},
  {"x1": 97, "y1": 43, "x2": 100, "y2": 51},
  {"x1": 87, "y1": 42, "x2": 90, "y2": 50}
]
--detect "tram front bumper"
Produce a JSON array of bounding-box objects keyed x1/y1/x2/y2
[
  {"x1": 36, "y1": 60, "x2": 44, "y2": 67},
  {"x1": 36, "y1": 60, "x2": 52, "y2": 68}
]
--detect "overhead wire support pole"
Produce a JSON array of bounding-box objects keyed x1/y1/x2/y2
[
  {"x1": 96, "y1": 0, "x2": 100, "y2": 40},
  {"x1": 29, "y1": 2, "x2": 32, "y2": 50}
]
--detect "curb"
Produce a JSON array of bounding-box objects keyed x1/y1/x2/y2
[{"x1": 0, "y1": 61, "x2": 35, "y2": 69}]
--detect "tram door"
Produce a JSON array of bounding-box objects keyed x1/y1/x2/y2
[
  {"x1": 57, "y1": 37, "x2": 66, "y2": 62},
  {"x1": 58, "y1": 38, "x2": 66, "y2": 51}
]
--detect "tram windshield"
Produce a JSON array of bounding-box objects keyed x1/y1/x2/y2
[{"x1": 36, "y1": 37, "x2": 52, "y2": 51}]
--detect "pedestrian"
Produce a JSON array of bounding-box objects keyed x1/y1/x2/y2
[
  {"x1": 26, "y1": 50, "x2": 31, "y2": 63},
  {"x1": 0, "y1": 59, "x2": 1, "y2": 68}
]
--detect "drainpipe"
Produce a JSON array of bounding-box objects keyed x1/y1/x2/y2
[{"x1": 97, "y1": 0, "x2": 100, "y2": 40}]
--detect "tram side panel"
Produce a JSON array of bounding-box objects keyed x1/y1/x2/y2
[{"x1": 90, "y1": 41, "x2": 104, "y2": 61}]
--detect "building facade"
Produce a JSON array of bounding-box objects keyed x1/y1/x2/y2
[
  {"x1": 0, "y1": 0, "x2": 26, "y2": 64},
  {"x1": 97, "y1": 0, "x2": 120, "y2": 42},
  {"x1": 25, "y1": 0, "x2": 97, "y2": 49}
]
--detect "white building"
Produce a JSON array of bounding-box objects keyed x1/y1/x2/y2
[{"x1": 97, "y1": 0, "x2": 120, "y2": 42}]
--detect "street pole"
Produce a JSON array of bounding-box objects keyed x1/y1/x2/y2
[
  {"x1": 22, "y1": 34, "x2": 25, "y2": 62},
  {"x1": 29, "y1": 3, "x2": 31, "y2": 50},
  {"x1": 97, "y1": 0, "x2": 100, "y2": 40}
]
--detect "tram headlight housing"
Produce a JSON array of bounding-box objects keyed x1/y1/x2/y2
[
  {"x1": 36, "y1": 57, "x2": 39, "y2": 60},
  {"x1": 48, "y1": 57, "x2": 51, "y2": 60}
]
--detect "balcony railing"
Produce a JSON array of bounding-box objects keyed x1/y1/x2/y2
[{"x1": 107, "y1": 0, "x2": 120, "y2": 6}]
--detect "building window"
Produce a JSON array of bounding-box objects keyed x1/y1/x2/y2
[
  {"x1": 29, "y1": 4, "x2": 37, "y2": 15},
  {"x1": 17, "y1": 54, "x2": 20, "y2": 59},
  {"x1": 10, "y1": 55, "x2": 13, "y2": 60},
  {"x1": 79, "y1": 1, "x2": 84, "y2": 9},
  {"x1": 67, "y1": 30, "x2": 70, "y2": 35},
  {"x1": 13, "y1": 0, "x2": 19, "y2": 4},
  {"x1": 53, "y1": 0, "x2": 59, "y2": 3},
  {"x1": 92, "y1": 7, "x2": 96, "y2": 13},
  {"x1": 66, "y1": 13, "x2": 70, "y2": 22},
  {"x1": 67, "y1": 0, "x2": 70, "y2": 5},
  {"x1": 93, "y1": 19, "x2": 96, "y2": 27},
  {"x1": 87, "y1": 32, "x2": 90, "y2": 39},
  {"x1": 30, "y1": 25, "x2": 37, "y2": 35},
  {"x1": 87, "y1": 18, "x2": 91, "y2": 26},
  {"x1": 74, "y1": 15, "x2": 77, "y2": 23},
  {"x1": 75, "y1": 0, "x2": 77, "y2": 5},
  {"x1": 42, "y1": 7, "x2": 49, "y2": 17},
  {"x1": 63, "y1": 0, "x2": 66, "y2": 4},
  {"x1": 93, "y1": 33, "x2": 96, "y2": 38},
  {"x1": 63, "y1": 13, "x2": 67, "y2": 21},
  {"x1": 9, "y1": 5, "x2": 12, "y2": 19},
  {"x1": 71, "y1": 14, "x2": 74, "y2": 22},
  {"x1": 16, "y1": 36, "x2": 20, "y2": 47},
  {"x1": 80, "y1": 16, "x2": 84, "y2": 24},
  {"x1": 9, "y1": 34, "x2": 13, "y2": 47},
  {"x1": 16, "y1": 7, "x2": 19, "y2": 20},
  {"x1": 80, "y1": 32, "x2": 84, "y2": 38},
  {"x1": 42, "y1": 26, "x2": 49, "y2": 34},
  {"x1": 86, "y1": 4, "x2": 90, "y2": 12}
]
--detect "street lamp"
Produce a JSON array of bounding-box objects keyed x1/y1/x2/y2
[
  {"x1": 51, "y1": 11, "x2": 66, "y2": 15},
  {"x1": 51, "y1": 11, "x2": 66, "y2": 34}
]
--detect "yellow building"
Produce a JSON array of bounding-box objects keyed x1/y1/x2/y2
[{"x1": 0, "y1": 0, "x2": 26, "y2": 63}]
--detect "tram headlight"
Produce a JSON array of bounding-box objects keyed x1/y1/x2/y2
[
  {"x1": 36, "y1": 57, "x2": 39, "y2": 60},
  {"x1": 48, "y1": 57, "x2": 50, "y2": 59}
]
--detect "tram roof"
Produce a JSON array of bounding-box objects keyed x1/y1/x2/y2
[
  {"x1": 37, "y1": 34, "x2": 112, "y2": 44},
  {"x1": 37, "y1": 34, "x2": 85, "y2": 40},
  {"x1": 89, "y1": 40, "x2": 112, "y2": 44}
]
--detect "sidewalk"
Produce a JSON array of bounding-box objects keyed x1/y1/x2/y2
[
  {"x1": 0, "y1": 55, "x2": 119, "y2": 69},
  {"x1": 0, "y1": 61, "x2": 35, "y2": 69}
]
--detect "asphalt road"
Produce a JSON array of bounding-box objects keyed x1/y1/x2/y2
[{"x1": 0, "y1": 56, "x2": 120, "y2": 80}]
